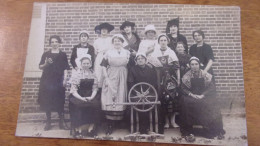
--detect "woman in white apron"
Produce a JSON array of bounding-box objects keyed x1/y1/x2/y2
[{"x1": 101, "y1": 34, "x2": 130, "y2": 135}]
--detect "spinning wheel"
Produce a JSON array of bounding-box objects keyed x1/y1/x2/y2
[
  {"x1": 106, "y1": 82, "x2": 161, "y2": 136},
  {"x1": 128, "y1": 82, "x2": 158, "y2": 112}
]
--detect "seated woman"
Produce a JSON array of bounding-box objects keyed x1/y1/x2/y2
[
  {"x1": 149, "y1": 34, "x2": 180, "y2": 133},
  {"x1": 180, "y1": 57, "x2": 225, "y2": 139},
  {"x1": 69, "y1": 55, "x2": 100, "y2": 138},
  {"x1": 128, "y1": 52, "x2": 157, "y2": 134}
]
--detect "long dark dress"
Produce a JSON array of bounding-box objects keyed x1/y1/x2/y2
[
  {"x1": 189, "y1": 43, "x2": 215, "y2": 80},
  {"x1": 127, "y1": 64, "x2": 157, "y2": 134},
  {"x1": 69, "y1": 69, "x2": 100, "y2": 129},
  {"x1": 167, "y1": 34, "x2": 188, "y2": 53},
  {"x1": 180, "y1": 70, "x2": 225, "y2": 138},
  {"x1": 38, "y1": 50, "x2": 70, "y2": 112}
]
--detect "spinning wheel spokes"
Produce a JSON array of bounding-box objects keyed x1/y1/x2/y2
[
  {"x1": 128, "y1": 82, "x2": 158, "y2": 112},
  {"x1": 145, "y1": 95, "x2": 157, "y2": 98},
  {"x1": 140, "y1": 85, "x2": 144, "y2": 93},
  {"x1": 131, "y1": 95, "x2": 142, "y2": 99},
  {"x1": 144, "y1": 97, "x2": 151, "y2": 103},
  {"x1": 143, "y1": 86, "x2": 151, "y2": 95},
  {"x1": 137, "y1": 98, "x2": 142, "y2": 103},
  {"x1": 133, "y1": 89, "x2": 141, "y2": 95}
]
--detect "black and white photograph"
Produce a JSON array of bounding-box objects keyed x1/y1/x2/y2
[{"x1": 16, "y1": 2, "x2": 247, "y2": 145}]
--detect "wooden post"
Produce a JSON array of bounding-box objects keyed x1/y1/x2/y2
[
  {"x1": 149, "y1": 110, "x2": 153, "y2": 132},
  {"x1": 131, "y1": 106, "x2": 133, "y2": 134},
  {"x1": 136, "y1": 111, "x2": 139, "y2": 132},
  {"x1": 155, "y1": 105, "x2": 158, "y2": 133}
]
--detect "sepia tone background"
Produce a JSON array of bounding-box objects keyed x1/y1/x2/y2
[
  {"x1": 0, "y1": 0, "x2": 259, "y2": 145},
  {"x1": 19, "y1": 2, "x2": 244, "y2": 120}
]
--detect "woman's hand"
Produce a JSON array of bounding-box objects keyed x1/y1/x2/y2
[
  {"x1": 45, "y1": 57, "x2": 53, "y2": 65},
  {"x1": 81, "y1": 97, "x2": 88, "y2": 102},
  {"x1": 177, "y1": 79, "x2": 181, "y2": 87},
  {"x1": 62, "y1": 79, "x2": 67, "y2": 87},
  {"x1": 40, "y1": 58, "x2": 52, "y2": 69},
  {"x1": 131, "y1": 49, "x2": 137, "y2": 56},
  {"x1": 189, "y1": 93, "x2": 199, "y2": 99},
  {"x1": 190, "y1": 93, "x2": 204, "y2": 99},
  {"x1": 85, "y1": 96, "x2": 93, "y2": 101},
  {"x1": 196, "y1": 95, "x2": 205, "y2": 99},
  {"x1": 112, "y1": 96, "x2": 116, "y2": 102}
]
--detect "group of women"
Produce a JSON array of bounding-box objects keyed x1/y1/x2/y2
[{"x1": 38, "y1": 17, "x2": 225, "y2": 140}]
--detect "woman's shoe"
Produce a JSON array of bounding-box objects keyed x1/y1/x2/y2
[
  {"x1": 88, "y1": 129, "x2": 97, "y2": 137},
  {"x1": 106, "y1": 125, "x2": 113, "y2": 135},
  {"x1": 185, "y1": 134, "x2": 196, "y2": 143},
  {"x1": 164, "y1": 123, "x2": 170, "y2": 129},
  {"x1": 44, "y1": 121, "x2": 51, "y2": 131},
  {"x1": 59, "y1": 118, "x2": 69, "y2": 130},
  {"x1": 217, "y1": 133, "x2": 225, "y2": 140}
]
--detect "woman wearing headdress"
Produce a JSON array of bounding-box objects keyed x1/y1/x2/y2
[
  {"x1": 70, "y1": 30, "x2": 95, "y2": 71},
  {"x1": 38, "y1": 35, "x2": 70, "y2": 131},
  {"x1": 69, "y1": 55, "x2": 100, "y2": 138},
  {"x1": 180, "y1": 57, "x2": 225, "y2": 139},
  {"x1": 166, "y1": 17, "x2": 188, "y2": 53},
  {"x1": 120, "y1": 21, "x2": 141, "y2": 67},
  {"x1": 128, "y1": 52, "x2": 157, "y2": 134},
  {"x1": 189, "y1": 30, "x2": 215, "y2": 82},
  {"x1": 93, "y1": 23, "x2": 114, "y2": 88},
  {"x1": 149, "y1": 34, "x2": 180, "y2": 133},
  {"x1": 101, "y1": 34, "x2": 130, "y2": 135},
  {"x1": 138, "y1": 24, "x2": 158, "y2": 56}
]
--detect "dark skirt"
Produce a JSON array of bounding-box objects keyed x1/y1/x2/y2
[
  {"x1": 180, "y1": 95, "x2": 225, "y2": 137},
  {"x1": 69, "y1": 93, "x2": 101, "y2": 129},
  {"x1": 38, "y1": 75, "x2": 65, "y2": 112}
]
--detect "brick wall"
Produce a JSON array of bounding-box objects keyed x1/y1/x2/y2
[{"x1": 19, "y1": 3, "x2": 244, "y2": 114}]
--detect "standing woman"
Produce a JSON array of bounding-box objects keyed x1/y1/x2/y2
[
  {"x1": 70, "y1": 30, "x2": 95, "y2": 71},
  {"x1": 150, "y1": 34, "x2": 180, "y2": 133},
  {"x1": 101, "y1": 34, "x2": 130, "y2": 135},
  {"x1": 189, "y1": 30, "x2": 215, "y2": 82},
  {"x1": 120, "y1": 21, "x2": 141, "y2": 67},
  {"x1": 175, "y1": 41, "x2": 191, "y2": 77},
  {"x1": 93, "y1": 23, "x2": 114, "y2": 88},
  {"x1": 166, "y1": 17, "x2": 188, "y2": 53},
  {"x1": 38, "y1": 35, "x2": 70, "y2": 131},
  {"x1": 138, "y1": 24, "x2": 158, "y2": 56}
]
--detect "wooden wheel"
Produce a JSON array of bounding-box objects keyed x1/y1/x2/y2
[{"x1": 128, "y1": 82, "x2": 158, "y2": 112}]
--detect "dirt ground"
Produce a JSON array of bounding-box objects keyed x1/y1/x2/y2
[{"x1": 16, "y1": 115, "x2": 248, "y2": 145}]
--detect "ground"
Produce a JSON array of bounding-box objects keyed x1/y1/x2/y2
[{"x1": 16, "y1": 115, "x2": 248, "y2": 145}]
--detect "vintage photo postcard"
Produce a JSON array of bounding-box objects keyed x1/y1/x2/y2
[{"x1": 16, "y1": 2, "x2": 247, "y2": 145}]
